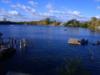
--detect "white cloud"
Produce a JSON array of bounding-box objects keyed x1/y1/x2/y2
[
  {"x1": 46, "y1": 3, "x2": 53, "y2": 9},
  {"x1": 21, "y1": 5, "x2": 36, "y2": 15},
  {"x1": 97, "y1": 6, "x2": 100, "y2": 9},
  {"x1": 11, "y1": 3, "x2": 36, "y2": 16},
  {"x1": 95, "y1": 15, "x2": 100, "y2": 18},
  {"x1": 8, "y1": 10, "x2": 19, "y2": 16},
  {"x1": 46, "y1": 3, "x2": 54, "y2": 12},
  {"x1": 0, "y1": 7, "x2": 27, "y2": 21},
  {"x1": 28, "y1": 0, "x2": 38, "y2": 7},
  {"x1": 71, "y1": 11, "x2": 80, "y2": 16},
  {"x1": 95, "y1": 0, "x2": 100, "y2": 2},
  {"x1": 38, "y1": 10, "x2": 84, "y2": 21},
  {"x1": 0, "y1": 1, "x2": 86, "y2": 21},
  {"x1": 1, "y1": 0, "x2": 11, "y2": 3},
  {"x1": 0, "y1": 8, "x2": 6, "y2": 13},
  {"x1": 0, "y1": 8, "x2": 8, "y2": 17},
  {"x1": 45, "y1": 3, "x2": 84, "y2": 19},
  {"x1": 67, "y1": 10, "x2": 83, "y2": 18},
  {"x1": 7, "y1": 10, "x2": 23, "y2": 18}
]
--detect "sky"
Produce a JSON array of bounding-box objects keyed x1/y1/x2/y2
[{"x1": 0, "y1": 0, "x2": 100, "y2": 22}]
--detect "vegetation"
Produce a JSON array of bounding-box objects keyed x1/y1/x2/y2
[
  {"x1": 1, "y1": 17, "x2": 100, "y2": 31},
  {"x1": 64, "y1": 19, "x2": 88, "y2": 28},
  {"x1": 64, "y1": 17, "x2": 100, "y2": 31},
  {"x1": 17, "y1": 18, "x2": 61, "y2": 26},
  {"x1": 0, "y1": 18, "x2": 61, "y2": 26},
  {"x1": 88, "y1": 17, "x2": 100, "y2": 31},
  {"x1": 0, "y1": 21, "x2": 17, "y2": 25},
  {"x1": 80, "y1": 22, "x2": 88, "y2": 28},
  {"x1": 64, "y1": 19, "x2": 80, "y2": 27}
]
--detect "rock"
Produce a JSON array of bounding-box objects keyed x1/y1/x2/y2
[{"x1": 68, "y1": 38, "x2": 81, "y2": 45}]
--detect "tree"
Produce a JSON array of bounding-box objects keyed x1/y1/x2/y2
[
  {"x1": 44, "y1": 18, "x2": 51, "y2": 25},
  {"x1": 80, "y1": 22, "x2": 88, "y2": 28},
  {"x1": 88, "y1": 17, "x2": 98, "y2": 31},
  {"x1": 64, "y1": 19, "x2": 80, "y2": 27}
]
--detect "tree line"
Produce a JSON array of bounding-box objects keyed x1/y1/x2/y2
[
  {"x1": 0, "y1": 17, "x2": 100, "y2": 31},
  {"x1": 17, "y1": 18, "x2": 61, "y2": 26},
  {"x1": 63, "y1": 17, "x2": 100, "y2": 31}
]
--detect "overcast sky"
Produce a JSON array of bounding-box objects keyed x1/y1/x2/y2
[{"x1": 0, "y1": 0, "x2": 100, "y2": 21}]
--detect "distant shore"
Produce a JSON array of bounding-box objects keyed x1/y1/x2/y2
[{"x1": 0, "y1": 17, "x2": 100, "y2": 32}]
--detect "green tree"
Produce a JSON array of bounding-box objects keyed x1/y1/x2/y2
[
  {"x1": 88, "y1": 17, "x2": 98, "y2": 31},
  {"x1": 80, "y1": 22, "x2": 88, "y2": 28},
  {"x1": 64, "y1": 19, "x2": 80, "y2": 27}
]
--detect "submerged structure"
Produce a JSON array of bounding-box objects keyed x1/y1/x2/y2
[{"x1": 0, "y1": 32, "x2": 16, "y2": 60}]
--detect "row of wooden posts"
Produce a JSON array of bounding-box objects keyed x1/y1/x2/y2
[{"x1": 0, "y1": 37, "x2": 28, "y2": 49}]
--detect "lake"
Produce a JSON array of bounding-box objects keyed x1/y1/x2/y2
[{"x1": 0, "y1": 25, "x2": 100, "y2": 75}]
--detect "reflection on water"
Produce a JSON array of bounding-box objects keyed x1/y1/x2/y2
[
  {"x1": 19, "y1": 39, "x2": 28, "y2": 49},
  {"x1": 2, "y1": 37, "x2": 28, "y2": 50},
  {"x1": 0, "y1": 25, "x2": 100, "y2": 75}
]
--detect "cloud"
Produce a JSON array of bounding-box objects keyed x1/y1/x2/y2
[
  {"x1": 95, "y1": 15, "x2": 100, "y2": 18},
  {"x1": 46, "y1": 3, "x2": 53, "y2": 9},
  {"x1": 0, "y1": 8, "x2": 8, "y2": 17},
  {"x1": 1, "y1": 0, "x2": 11, "y2": 3},
  {"x1": 44, "y1": 8, "x2": 84, "y2": 18},
  {"x1": 46, "y1": 3, "x2": 54, "y2": 12},
  {"x1": 95, "y1": 0, "x2": 100, "y2": 2},
  {"x1": 11, "y1": 1, "x2": 38, "y2": 14},
  {"x1": 0, "y1": 8, "x2": 6, "y2": 13},
  {"x1": 97, "y1": 6, "x2": 100, "y2": 9},
  {"x1": 28, "y1": 0, "x2": 38, "y2": 7},
  {"x1": 8, "y1": 10, "x2": 18, "y2": 15},
  {"x1": 67, "y1": 10, "x2": 83, "y2": 18},
  {"x1": 7, "y1": 10, "x2": 28, "y2": 21},
  {"x1": 7, "y1": 10, "x2": 23, "y2": 18},
  {"x1": 11, "y1": 3, "x2": 36, "y2": 16},
  {"x1": 38, "y1": 10, "x2": 85, "y2": 22},
  {"x1": 0, "y1": 1, "x2": 85, "y2": 21},
  {"x1": 45, "y1": 3, "x2": 84, "y2": 20},
  {"x1": 0, "y1": 7, "x2": 27, "y2": 21},
  {"x1": 68, "y1": 11, "x2": 80, "y2": 16}
]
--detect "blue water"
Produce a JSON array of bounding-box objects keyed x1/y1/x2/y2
[{"x1": 0, "y1": 25, "x2": 100, "y2": 75}]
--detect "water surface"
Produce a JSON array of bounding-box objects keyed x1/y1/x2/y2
[{"x1": 0, "y1": 25, "x2": 100, "y2": 75}]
